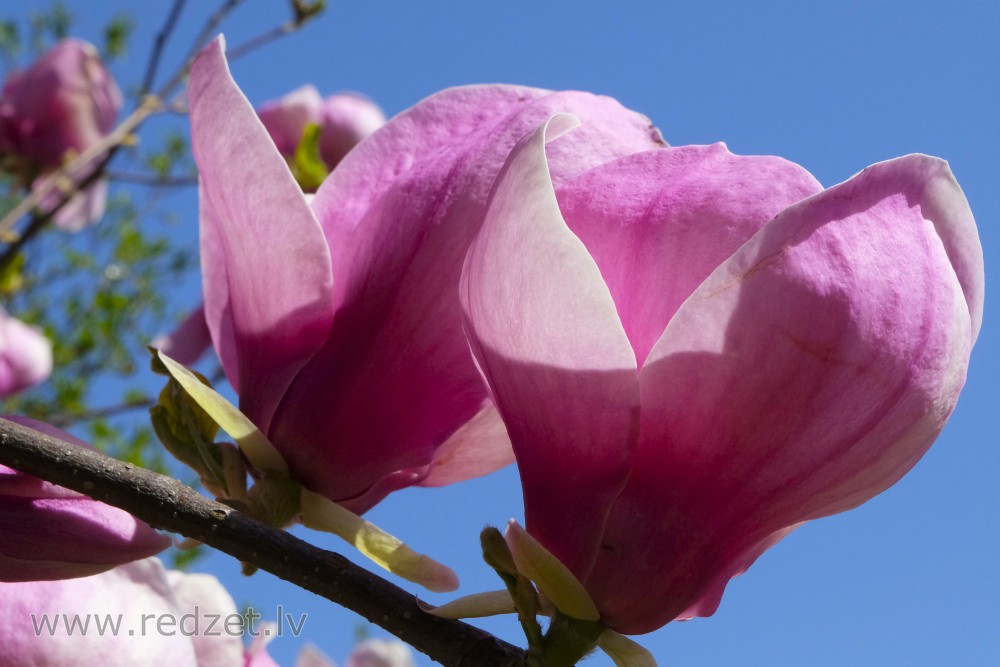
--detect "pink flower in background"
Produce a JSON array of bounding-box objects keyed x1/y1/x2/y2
[
  {"x1": 247, "y1": 638, "x2": 415, "y2": 667},
  {"x1": 0, "y1": 311, "x2": 52, "y2": 396},
  {"x1": 0, "y1": 557, "x2": 244, "y2": 666},
  {"x1": 461, "y1": 115, "x2": 983, "y2": 633},
  {"x1": 0, "y1": 417, "x2": 170, "y2": 581},
  {"x1": 153, "y1": 304, "x2": 213, "y2": 366},
  {"x1": 257, "y1": 84, "x2": 386, "y2": 171},
  {"x1": 0, "y1": 38, "x2": 122, "y2": 229},
  {"x1": 187, "y1": 38, "x2": 664, "y2": 513},
  {"x1": 344, "y1": 639, "x2": 415, "y2": 667}
]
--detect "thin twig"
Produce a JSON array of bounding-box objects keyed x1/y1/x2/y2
[
  {"x1": 0, "y1": 146, "x2": 120, "y2": 273},
  {"x1": 0, "y1": 418, "x2": 526, "y2": 667},
  {"x1": 107, "y1": 171, "x2": 198, "y2": 187},
  {"x1": 46, "y1": 396, "x2": 157, "y2": 429},
  {"x1": 226, "y1": 21, "x2": 295, "y2": 61},
  {"x1": 0, "y1": 96, "x2": 159, "y2": 241},
  {"x1": 141, "y1": 0, "x2": 188, "y2": 97},
  {"x1": 186, "y1": 0, "x2": 246, "y2": 64}
]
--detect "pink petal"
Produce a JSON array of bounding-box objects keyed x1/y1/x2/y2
[
  {"x1": 418, "y1": 402, "x2": 514, "y2": 487},
  {"x1": 153, "y1": 304, "x2": 213, "y2": 366},
  {"x1": 166, "y1": 570, "x2": 244, "y2": 667},
  {"x1": 461, "y1": 115, "x2": 640, "y2": 577},
  {"x1": 0, "y1": 417, "x2": 170, "y2": 582},
  {"x1": 257, "y1": 84, "x2": 323, "y2": 157},
  {"x1": 267, "y1": 85, "x2": 662, "y2": 504},
  {"x1": 585, "y1": 155, "x2": 982, "y2": 633},
  {"x1": 0, "y1": 313, "x2": 52, "y2": 396},
  {"x1": 0, "y1": 559, "x2": 199, "y2": 665},
  {"x1": 345, "y1": 638, "x2": 415, "y2": 667},
  {"x1": 318, "y1": 93, "x2": 386, "y2": 167},
  {"x1": 556, "y1": 143, "x2": 822, "y2": 366},
  {"x1": 189, "y1": 38, "x2": 335, "y2": 432}
]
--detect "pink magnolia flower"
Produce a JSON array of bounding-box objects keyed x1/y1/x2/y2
[
  {"x1": 461, "y1": 115, "x2": 984, "y2": 634},
  {"x1": 0, "y1": 557, "x2": 244, "y2": 666},
  {"x1": 257, "y1": 84, "x2": 386, "y2": 171},
  {"x1": 0, "y1": 38, "x2": 122, "y2": 229},
  {"x1": 187, "y1": 38, "x2": 664, "y2": 513},
  {"x1": 344, "y1": 639, "x2": 415, "y2": 667},
  {"x1": 0, "y1": 311, "x2": 52, "y2": 396},
  {"x1": 154, "y1": 304, "x2": 214, "y2": 366},
  {"x1": 0, "y1": 417, "x2": 170, "y2": 581},
  {"x1": 247, "y1": 639, "x2": 414, "y2": 667}
]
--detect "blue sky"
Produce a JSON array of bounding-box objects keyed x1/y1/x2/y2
[{"x1": 9, "y1": 1, "x2": 1000, "y2": 665}]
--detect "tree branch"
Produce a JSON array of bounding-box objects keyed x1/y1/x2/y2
[
  {"x1": 141, "y1": 0, "x2": 188, "y2": 97},
  {"x1": 0, "y1": 417, "x2": 526, "y2": 666},
  {"x1": 106, "y1": 171, "x2": 198, "y2": 187}
]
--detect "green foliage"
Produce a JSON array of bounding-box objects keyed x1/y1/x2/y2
[
  {"x1": 102, "y1": 13, "x2": 133, "y2": 60},
  {"x1": 28, "y1": 1, "x2": 72, "y2": 54},
  {"x1": 149, "y1": 348, "x2": 228, "y2": 492},
  {"x1": 0, "y1": 20, "x2": 20, "y2": 62},
  {"x1": 1, "y1": 182, "x2": 198, "y2": 469},
  {"x1": 144, "y1": 132, "x2": 192, "y2": 177},
  {"x1": 171, "y1": 544, "x2": 206, "y2": 570}
]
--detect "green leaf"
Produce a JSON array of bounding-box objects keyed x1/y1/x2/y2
[
  {"x1": 481, "y1": 526, "x2": 544, "y2": 648},
  {"x1": 103, "y1": 13, "x2": 133, "y2": 60},
  {"x1": 0, "y1": 252, "x2": 25, "y2": 294},
  {"x1": 0, "y1": 20, "x2": 20, "y2": 60},
  {"x1": 148, "y1": 348, "x2": 228, "y2": 493},
  {"x1": 153, "y1": 349, "x2": 288, "y2": 475}
]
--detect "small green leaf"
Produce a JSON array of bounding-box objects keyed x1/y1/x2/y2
[
  {"x1": 0, "y1": 252, "x2": 25, "y2": 294},
  {"x1": 154, "y1": 349, "x2": 288, "y2": 475},
  {"x1": 481, "y1": 526, "x2": 544, "y2": 648},
  {"x1": 102, "y1": 13, "x2": 133, "y2": 60},
  {"x1": 148, "y1": 348, "x2": 227, "y2": 493},
  {"x1": 291, "y1": 0, "x2": 327, "y2": 23}
]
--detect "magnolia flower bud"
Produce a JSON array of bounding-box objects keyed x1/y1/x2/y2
[
  {"x1": 0, "y1": 38, "x2": 122, "y2": 230},
  {"x1": 0, "y1": 312, "x2": 52, "y2": 396}
]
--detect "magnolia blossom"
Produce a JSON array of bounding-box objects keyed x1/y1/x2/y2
[
  {"x1": 248, "y1": 639, "x2": 414, "y2": 667},
  {"x1": 154, "y1": 304, "x2": 214, "y2": 366},
  {"x1": 0, "y1": 557, "x2": 244, "y2": 666},
  {"x1": 0, "y1": 311, "x2": 52, "y2": 396},
  {"x1": 344, "y1": 639, "x2": 415, "y2": 667},
  {"x1": 0, "y1": 38, "x2": 122, "y2": 229},
  {"x1": 257, "y1": 84, "x2": 386, "y2": 172},
  {"x1": 186, "y1": 38, "x2": 664, "y2": 513},
  {"x1": 461, "y1": 115, "x2": 983, "y2": 633},
  {"x1": 0, "y1": 417, "x2": 170, "y2": 581}
]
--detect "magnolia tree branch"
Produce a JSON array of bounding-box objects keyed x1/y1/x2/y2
[
  {"x1": 141, "y1": 0, "x2": 188, "y2": 97},
  {"x1": 0, "y1": 418, "x2": 526, "y2": 666}
]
